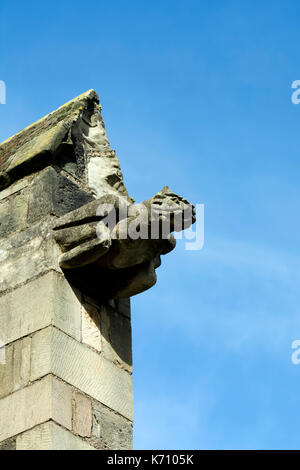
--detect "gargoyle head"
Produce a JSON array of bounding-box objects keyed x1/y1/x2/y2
[{"x1": 149, "y1": 186, "x2": 196, "y2": 233}]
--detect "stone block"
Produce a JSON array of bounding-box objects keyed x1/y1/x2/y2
[
  {"x1": 27, "y1": 167, "x2": 93, "y2": 224},
  {"x1": 0, "y1": 375, "x2": 72, "y2": 442},
  {"x1": 0, "y1": 336, "x2": 31, "y2": 399},
  {"x1": 100, "y1": 304, "x2": 132, "y2": 373},
  {"x1": 0, "y1": 220, "x2": 58, "y2": 293},
  {"x1": 16, "y1": 421, "x2": 95, "y2": 450},
  {"x1": 0, "y1": 177, "x2": 29, "y2": 202},
  {"x1": 73, "y1": 392, "x2": 93, "y2": 437},
  {"x1": 92, "y1": 400, "x2": 133, "y2": 450},
  {"x1": 82, "y1": 303, "x2": 101, "y2": 352},
  {"x1": 0, "y1": 188, "x2": 28, "y2": 240},
  {"x1": 0, "y1": 437, "x2": 16, "y2": 450},
  {"x1": 0, "y1": 271, "x2": 82, "y2": 345},
  {"x1": 52, "y1": 377, "x2": 73, "y2": 431},
  {"x1": 30, "y1": 326, "x2": 133, "y2": 420}
]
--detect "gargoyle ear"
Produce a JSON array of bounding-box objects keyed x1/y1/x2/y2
[{"x1": 159, "y1": 185, "x2": 172, "y2": 194}]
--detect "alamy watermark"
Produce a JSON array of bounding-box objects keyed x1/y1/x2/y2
[
  {"x1": 291, "y1": 340, "x2": 300, "y2": 365},
  {"x1": 95, "y1": 199, "x2": 204, "y2": 251},
  {"x1": 174, "y1": 203, "x2": 204, "y2": 251},
  {"x1": 0, "y1": 81, "x2": 6, "y2": 104}
]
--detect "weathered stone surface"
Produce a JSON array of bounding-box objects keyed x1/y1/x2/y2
[
  {"x1": 0, "y1": 220, "x2": 58, "y2": 293},
  {"x1": 0, "y1": 89, "x2": 131, "y2": 205},
  {"x1": 0, "y1": 375, "x2": 72, "y2": 442},
  {"x1": 16, "y1": 421, "x2": 95, "y2": 450},
  {"x1": 27, "y1": 167, "x2": 93, "y2": 224},
  {"x1": 0, "y1": 177, "x2": 29, "y2": 202},
  {"x1": 92, "y1": 400, "x2": 133, "y2": 450},
  {"x1": 0, "y1": 189, "x2": 28, "y2": 240},
  {"x1": 53, "y1": 187, "x2": 195, "y2": 299},
  {"x1": 73, "y1": 392, "x2": 93, "y2": 437},
  {"x1": 0, "y1": 91, "x2": 98, "y2": 181},
  {"x1": 100, "y1": 304, "x2": 132, "y2": 373},
  {"x1": 0, "y1": 437, "x2": 16, "y2": 450},
  {"x1": 30, "y1": 326, "x2": 133, "y2": 420},
  {"x1": 82, "y1": 303, "x2": 101, "y2": 352},
  {"x1": 0, "y1": 336, "x2": 31, "y2": 399},
  {"x1": 0, "y1": 271, "x2": 82, "y2": 344},
  {"x1": 116, "y1": 298, "x2": 131, "y2": 319},
  {"x1": 52, "y1": 377, "x2": 73, "y2": 430}
]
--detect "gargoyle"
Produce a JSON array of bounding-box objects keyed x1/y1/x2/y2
[{"x1": 53, "y1": 186, "x2": 196, "y2": 299}]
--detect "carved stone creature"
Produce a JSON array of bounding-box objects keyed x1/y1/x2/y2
[{"x1": 53, "y1": 186, "x2": 196, "y2": 298}]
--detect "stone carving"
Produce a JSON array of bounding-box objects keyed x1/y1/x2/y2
[
  {"x1": 53, "y1": 186, "x2": 195, "y2": 298},
  {"x1": 0, "y1": 88, "x2": 196, "y2": 299},
  {"x1": 0, "y1": 90, "x2": 132, "y2": 203}
]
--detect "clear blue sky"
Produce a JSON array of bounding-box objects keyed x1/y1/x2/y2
[{"x1": 1, "y1": 0, "x2": 300, "y2": 450}]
